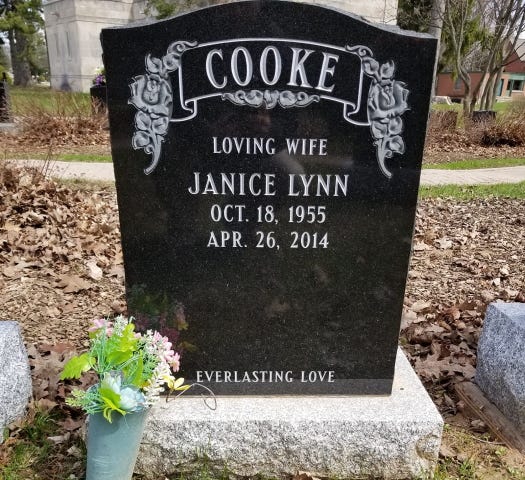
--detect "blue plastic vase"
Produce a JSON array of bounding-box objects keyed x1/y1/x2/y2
[{"x1": 86, "y1": 409, "x2": 148, "y2": 480}]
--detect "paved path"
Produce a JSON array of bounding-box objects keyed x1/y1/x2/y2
[
  {"x1": 11, "y1": 160, "x2": 115, "y2": 182},
  {"x1": 9, "y1": 160, "x2": 525, "y2": 185},
  {"x1": 421, "y1": 166, "x2": 525, "y2": 186}
]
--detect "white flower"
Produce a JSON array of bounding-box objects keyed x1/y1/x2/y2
[
  {"x1": 120, "y1": 386, "x2": 145, "y2": 412},
  {"x1": 102, "y1": 371, "x2": 122, "y2": 393},
  {"x1": 101, "y1": 371, "x2": 145, "y2": 412}
]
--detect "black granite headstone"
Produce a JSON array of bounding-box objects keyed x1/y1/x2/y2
[{"x1": 101, "y1": 1, "x2": 437, "y2": 395}]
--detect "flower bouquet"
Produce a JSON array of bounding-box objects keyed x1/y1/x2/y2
[
  {"x1": 61, "y1": 315, "x2": 187, "y2": 480},
  {"x1": 92, "y1": 67, "x2": 106, "y2": 87},
  {"x1": 90, "y1": 67, "x2": 107, "y2": 111}
]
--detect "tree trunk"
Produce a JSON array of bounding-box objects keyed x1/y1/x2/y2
[
  {"x1": 480, "y1": 74, "x2": 493, "y2": 110},
  {"x1": 489, "y1": 67, "x2": 504, "y2": 108},
  {"x1": 9, "y1": 30, "x2": 32, "y2": 87},
  {"x1": 462, "y1": 82, "x2": 473, "y2": 119},
  {"x1": 457, "y1": 71, "x2": 473, "y2": 121},
  {"x1": 428, "y1": 0, "x2": 446, "y2": 97}
]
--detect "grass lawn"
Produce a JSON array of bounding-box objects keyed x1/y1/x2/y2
[
  {"x1": 431, "y1": 101, "x2": 512, "y2": 113},
  {"x1": 423, "y1": 157, "x2": 525, "y2": 170},
  {"x1": 419, "y1": 181, "x2": 525, "y2": 199},
  {"x1": 9, "y1": 85, "x2": 92, "y2": 116}
]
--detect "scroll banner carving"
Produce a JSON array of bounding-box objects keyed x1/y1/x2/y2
[{"x1": 128, "y1": 39, "x2": 409, "y2": 177}]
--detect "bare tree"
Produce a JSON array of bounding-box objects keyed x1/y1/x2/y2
[
  {"x1": 428, "y1": 0, "x2": 446, "y2": 96},
  {"x1": 476, "y1": 0, "x2": 525, "y2": 110},
  {"x1": 442, "y1": 0, "x2": 487, "y2": 118}
]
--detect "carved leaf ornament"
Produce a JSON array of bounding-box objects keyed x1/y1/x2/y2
[
  {"x1": 128, "y1": 41, "x2": 197, "y2": 175},
  {"x1": 129, "y1": 42, "x2": 409, "y2": 177},
  {"x1": 222, "y1": 90, "x2": 320, "y2": 109},
  {"x1": 346, "y1": 46, "x2": 409, "y2": 178}
]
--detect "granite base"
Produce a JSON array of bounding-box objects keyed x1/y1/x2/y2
[{"x1": 136, "y1": 349, "x2": 443, "y2": 479}]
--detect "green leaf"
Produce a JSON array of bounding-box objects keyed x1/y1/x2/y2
[
  {"x1": 128, "y1": 354, "x2": 144, "y2": 388},
  {"x1": 107, "y1": 350, "x2": 133, "y2": 366},
  {"x1": 112, "y1": 323, "x2": 138, "y2": 354},
  {"x1": 103, "y1": 407, "x2": 113, "y2": 423},
  {"x1": 60, "y1": 353, "x2": 93, "y2": 380},
  {"x1": 99, "y1": 385, "x2": 120, "y2": 406},
  {"x1": 99, "y1": 386, "x2": 125, "y2": 423}
]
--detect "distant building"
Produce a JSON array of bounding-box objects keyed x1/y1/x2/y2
[
  {"x1": 436, "y1": 42, "x2": 525, "y2": 103},
  {"x1": 43, "y1": 0, "x2": 398, "y2": 92},
  {"x1": 43, "y1": 0, "x2": 147, "y2": 92},
  {"x1": 503, "y1": 42, "x2": 525, "y2": 97}
]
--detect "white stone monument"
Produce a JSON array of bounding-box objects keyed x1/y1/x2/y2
[{"x1": 43, "y1": 0, "x2": 398, "y2": 92}]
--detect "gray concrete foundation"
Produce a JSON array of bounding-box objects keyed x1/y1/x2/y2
[{"x1": 137, "y1": 349, "x2": 443, "y2": 479}]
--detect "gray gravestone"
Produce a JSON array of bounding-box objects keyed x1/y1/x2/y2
[
  {"x1": 476, "y1": 302, "x2": 525, "y2": 436},
  {"x1": 0, "y1": 321, "x2": 32, "y2": 441}
]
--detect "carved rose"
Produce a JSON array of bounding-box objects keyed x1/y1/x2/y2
[
  {"x1": 128, "y1": 41, "x2": 199, "y2": 174},
  {"x1": 357, "y1": 49, "x2": 410, "y2": 178},
  {"x1": 245, "y1": 90, "x2": 264, "y2": 106},
  {"x1": 263, "y1": 90, "x2": 279, "y2": 108},
  {"x1": 387, "y1": 116, "x2": 403, "y2": 135},
  {"x1": 151, "y1": 116, "x2": 169, "y2": 135},
  {"x1": 368, "y1": 80, "x2": 409, "y2": 121},
  {"x1": 379, "y1": 60, "x2": 395, "y2": 80},
  {"x1": 132, "y1": 130, "x2": 152, "y2": 150},
  {"x1": 129, "y1": 74, "x2": 172, "y2": 117},
  {"x1": 384, "y1": 135, "x2": 405, "y2": 156},
  {"x1": 371, "y1": 116, "x2": 404, "y2": 140}
]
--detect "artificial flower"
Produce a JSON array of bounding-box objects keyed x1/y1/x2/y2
[{"x1": 61, "y1": 315, "x2": 188, "y2": 422}]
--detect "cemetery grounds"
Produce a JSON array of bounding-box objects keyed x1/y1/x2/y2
[{"x1": 0, "y1": 87, "x2": 524, "y2": 479}]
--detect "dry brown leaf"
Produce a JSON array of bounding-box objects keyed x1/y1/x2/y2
[
  {"x1": 58, "y1": 417, "x2": 85, "y2": 432},
  {"x1": 444, "y1": 306, "x2": 461, "y2": 321},
  {"x1": 34, "y1": 398, "x2": 58, "y2": 413},
  {"x1": 411, "y1": 300, "x2": 432, "y2": 313},
  {"x1": 108, "y1": 265, "x2": 125, "y2": 279},
  {"x1": 56, "y1": 274, "x2": 92, "y2": 293},
  {"x1": 400, "y1": 308, "x2": 417, "y2": 330},
  {"x1": 413, "y1": 241, "x2": 430, "y2": 251},
  {"x1": 435, "y1": 237, "x2": 453, "y2": 249},
  {"x1": 47, "y1": 432, "x2": 71, "y2": 444},
  {"x1": 415, "y1": 352, "x2": 443, "y2": 381},
  {"x1": 2, "y1": 265, "x2": 18, "y2": 278},
  {"x1": 85, "y1": 260, "x2": 103, "y2": 281},
  {"x1": 40, "y1": 343, "x2": 76, "y2": 355},
  {"x1": 439, "y1": 443, "x2": 457, "y2": 459}
]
